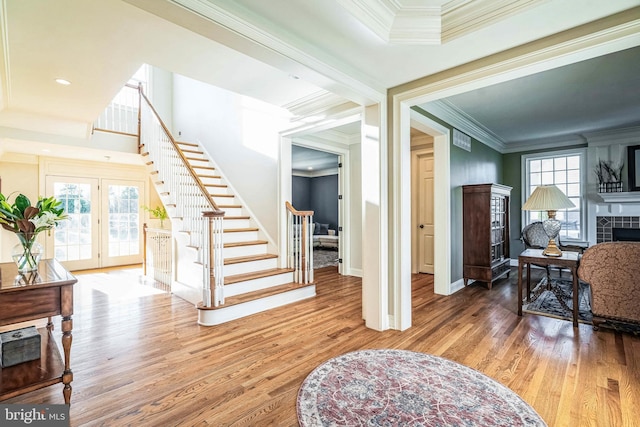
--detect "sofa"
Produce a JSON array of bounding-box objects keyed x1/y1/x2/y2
[
  {"x1": 577, "y1": 242, "x2": 640, "y2": 330},
  {"x1": 312, "y1": 222, "x2": 338, "y2": 249}
]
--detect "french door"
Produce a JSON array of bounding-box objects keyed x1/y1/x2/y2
[{"x1": 46, "y1": 176, "x2": 144, "y2": 270}]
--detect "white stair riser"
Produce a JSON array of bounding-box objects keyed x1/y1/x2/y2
[
  {"x1": 212, "y1": 196, "x2": 236, "y2": 205},
  {"x1": 229, "y1": 271, "x2": 293, "y2": 291},
  {"x1": 224, "y1": 219, "x2": 251, "y2": 229},
  {"x1": 200, "y1": 177, "x2": 224, "y2": 186},
  {"x1": 223, "y1": 258, "x2": 278, "y2": 277},
  {"x1": 205, "y1": 186, "x2": 231, "y2": 196},
  {"x1": 223, "y1": 231, "x2": 258, "y2": 243},
  {"x1": 224, "y1": 244, "x2": 268, "y2": 258},
  {"x1": 217, "y1": 207, "x2": 243, "y2": 217},
  {"x1": 198, "y1": 285, "x2": 316, "y2": 326}
]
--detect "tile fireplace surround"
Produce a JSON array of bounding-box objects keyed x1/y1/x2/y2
[{"x1": 596, "y1": 216, "x2": 640, "y2": 243}]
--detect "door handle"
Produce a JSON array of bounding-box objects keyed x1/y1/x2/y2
[{"x1": 419, "y1": 224, "x2": 424, "y2": 229}]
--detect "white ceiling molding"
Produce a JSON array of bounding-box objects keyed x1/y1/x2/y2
[
  {"x1": 284, "y1": 91, "x2": 360, "y2": 124},
  {"x1": 583, "y1": 126, "x2": 640, "y2": 147},
  {"x1": 336, "y1": 0, "x2": 546, "y2": 44},
  {"x1": 419, "y1": 99, "x2": 507, "y2": 152},
  {"x1": 166, "y1": 0, "x2": 385, "y2": 103},
  {"x1": 441, "y1": 0, "x2": 547, "y2": 42},
  {"x1": 500, "y1": 134, "x2": 587, "y2": 154},
  {"x1": 0, "y1": 0, "x2": 10, "y2": 110}
]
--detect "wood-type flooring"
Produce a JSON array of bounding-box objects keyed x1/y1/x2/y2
[{"x1": 3, "y1": 266, "x2": 639, "y2": 426}]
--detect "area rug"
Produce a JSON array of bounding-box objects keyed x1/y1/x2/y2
[
  {"x1": 314, "y1": 248, "x2": 339, "y2": 269},
  {"x1": 523, "y1": 278, "x2": 640, "y2": 335},
  {"x1": 297, "y1": 349, "x2": 547, "y2": 426},
  {"x1": 522, "y1": 277, "x2": 592, "y2": 324}
]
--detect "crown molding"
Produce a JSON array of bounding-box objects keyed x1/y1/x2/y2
[
  {"x1": 168, "y1": 0, "x2": 385, "y2": 103},
  {"x1": 0, "y1": 0, "x2": 11, "y2": 110},
  {"x1": 583, "y1": 125, "x2": 640, "y2": 146},
  {"x1": 501, "y1": 134, "x2": 587, "y2": 154},
  {"x1": 283, "y1": 91, "x2": 360, "y2": 124},
  {"x1": 336, "y1": 0, "x2": 546, "y2": 45},
  {"x1": 421, "y1": 99, "x2": 507, "y2": 152},
  {"x1": 442, "y1": 0, "x2": 546, "y2": 43}
]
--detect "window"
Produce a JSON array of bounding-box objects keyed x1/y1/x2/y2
[{"x1": 523, "y1": 149, "x2": 585, "y2": 241}]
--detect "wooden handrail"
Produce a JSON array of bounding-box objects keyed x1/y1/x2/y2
[
  {"x1": 138, "y1": 88, "x2": 224, "y2": 215},
  {"x1": 285, "y1": 201, "x2": 314, "y2": 217}
]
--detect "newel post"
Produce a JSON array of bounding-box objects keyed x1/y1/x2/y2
[{"x1": 202, "y1": 210, "x2": 225, "y2": 307}]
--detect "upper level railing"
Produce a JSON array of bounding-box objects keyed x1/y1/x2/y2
[
  {"x1": 286, "y1": 202, "x2": 314, "y2": 284},
  {"x1": 93, "y1": 83, "x2": 140, "y2": 136}
]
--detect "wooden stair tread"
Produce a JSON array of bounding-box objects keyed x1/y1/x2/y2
[
  {"x1": 176, "y1": 141, "x2": 198, "y2": 147},
  {"x1": 181, "y1": 149, "x2": 203, "y2": 155},
  {"x1": 224, "y1": 268, "x2": 295, "y2": 285},
  {"x1": 218, "y1": 204, "x2": 242, "y2": 209},
  {"x1": 224, "y1": 240, "x2": 268, "y2": 248},
  {"x1": 199, "y1": 174, "x2": 222, "y2": 179},
  {"x1": 186, "y1": 156, "x2": 208, "y2": 161},
  {"x1": 224, "y1": 216, "x2": 251, "y2": 220},
  {"x1": 224, "y1": 253, "x2": 278, "y2": 265},
  {"x1": 192, "y1": 165, "x2": 215, "y2": 170},
  {"x1": 224, "y1": 227, "x2": 258, "y2": 233},
  {"x1": 199, "y1": 281, "x2": 312, "y2": 310}
]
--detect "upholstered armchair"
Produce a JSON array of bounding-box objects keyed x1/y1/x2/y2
[{"x1": 577, "y1": 242, "x2": 640, "y2": 329}]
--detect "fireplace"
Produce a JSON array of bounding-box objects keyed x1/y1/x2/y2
[
  {"x1": 597, "y1": 216, "x2": 640, "y2": 243},
  {"x1": 613, "y1": 227, "x2": 640, "y2": 242}
]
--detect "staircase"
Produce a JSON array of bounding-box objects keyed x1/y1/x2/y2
[{"x1": 139, "y1": 93, "x2": 315, "y2": 326}]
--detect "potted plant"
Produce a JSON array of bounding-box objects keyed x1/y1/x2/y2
[
  {"x1": 142, "y1": 205, "x2": 169, "y2": 228},
  {"x1": 0, "y1": 192, "x2": 69, "y2": 272}
]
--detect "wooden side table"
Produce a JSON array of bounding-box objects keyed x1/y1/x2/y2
[
  {"x1": 0, "y1": 259, "x2": 77, "y2": 404},
  {"x1": 517, "y1": 249, "x2": 581, "y2": 327}
]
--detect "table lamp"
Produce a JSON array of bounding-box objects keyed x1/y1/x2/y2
[{"x1": 522, "y1": 185, "x2": 575, "y2": 257}]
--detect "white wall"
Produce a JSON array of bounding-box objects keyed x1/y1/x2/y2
[
  {"x1": 349, "y1": 142, "x2": 363, "y2": 274},
  {"x1": 171, "y1": 75, "x2": 292, "y2": 240}
]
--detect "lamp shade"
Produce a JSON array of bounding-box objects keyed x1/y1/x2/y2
[{"x1": 522, "y1": 185, "x2": 575, "y2": 211}]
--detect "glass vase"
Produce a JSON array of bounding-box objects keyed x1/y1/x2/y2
[{"x1": 12, "y1": 236, "x2": 43, "y2": 273}]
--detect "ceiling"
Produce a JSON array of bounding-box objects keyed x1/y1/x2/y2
[
  {"x1": 292, "y1": 146, "x2": 339, "y2": 173},
  {"x1": 1, "y1": 0, "x2": 640, "y2": 158}
]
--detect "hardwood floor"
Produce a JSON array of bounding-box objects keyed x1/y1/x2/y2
[{"x1": 4, "y1": 266, "x2": 639, "y2": 426}]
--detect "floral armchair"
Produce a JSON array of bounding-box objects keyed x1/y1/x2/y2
[{"x1": 577, "y1": 242, "x2": 640, "y2": 329}]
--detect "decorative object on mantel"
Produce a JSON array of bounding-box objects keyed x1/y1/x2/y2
[
  {"x1": 595, "y1": 159, "x2": 624, "y2": 193},
  {"x1": 522, "y1": 185, "x2": 575, "y2": 257},
  {"x1": 628, "y1": 145, "x2": 640, "y2": 191},
  {"x1": 0, "y1": 193, "x2": 68, "y2": 272}
]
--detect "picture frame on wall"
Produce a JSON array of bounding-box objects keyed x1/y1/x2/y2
[{"x1": 628, "y1": 145, "x2": 640, "y2": 191}]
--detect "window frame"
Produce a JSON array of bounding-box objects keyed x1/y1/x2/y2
[{"x1": 521, "y1": 148, "x2": 587, "y2": 243}]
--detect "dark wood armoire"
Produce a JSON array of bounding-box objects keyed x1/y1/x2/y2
[{"x1": 462, "y1": 183, "x2": 512, "y2": 289}]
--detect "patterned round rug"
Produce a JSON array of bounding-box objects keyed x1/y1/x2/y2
[{"x1": 297, "y1": 349, "x2": 547, "y2": 426}]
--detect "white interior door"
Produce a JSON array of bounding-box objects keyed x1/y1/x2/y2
[
  {"x1": 417, "y1": 152, "x2": 434, "y2": 274},
  {"x1": 101, "y1": 179, "x2": 145, "y2": 267},
  {"x1": 46, "y1": 176, "x2": 100, "y2": 271}
]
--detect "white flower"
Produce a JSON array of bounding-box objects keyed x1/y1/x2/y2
[{"x1": 30, "y1": 211, "x2": 60, "y2": 231}]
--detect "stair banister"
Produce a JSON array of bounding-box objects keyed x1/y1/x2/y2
[
  {"x1": 286, "y1": 202, "x2": 314, "y2": 284},
  {"x1": 137, "y1": 86, "x2": 224, "y2": 308}
]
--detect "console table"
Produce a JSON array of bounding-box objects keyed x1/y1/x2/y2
[
  {"x1": 517, "y1": 249, "x2": 580, "y2": 327},
  {"x1": 0, "y1": 259, "x2": 76, "y2": 404}
]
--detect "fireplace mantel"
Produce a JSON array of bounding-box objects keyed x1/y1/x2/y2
[{"x1": 597, "y1": 192, "x2": 640, "y2": 203}]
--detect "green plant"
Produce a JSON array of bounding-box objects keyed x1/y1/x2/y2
[{"x1": 142, "y1": 205, "x2": 168, "y2": 228}]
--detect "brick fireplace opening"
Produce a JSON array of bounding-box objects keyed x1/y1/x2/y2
[{"x1": 597, "y1": 216, "x2": 640, "y2": 243}]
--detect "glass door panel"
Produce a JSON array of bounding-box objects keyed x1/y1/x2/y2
[
  {"x1": 102, "y1": 180, "x2": 144, "y2": 267},
  {"x1": 46, "y1": 176, "x2": 100, "y2": 271}
]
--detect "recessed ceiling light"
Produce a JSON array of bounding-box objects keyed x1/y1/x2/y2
[
  {"x1": 289, "y1": 74, "x2": 300, "y2": 80},
  {"x1": 55, "y1": 78, "x2": 71, "y2": 85},
  {"x1": 307, "y1": 166, "x2": 313, "y2": 170}
]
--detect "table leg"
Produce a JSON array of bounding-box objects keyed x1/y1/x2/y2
[
  {"x1": 572, "y1": 268, "x2": 578, "y2": 328},
  {"x1": 61, "y1": 315, "x2": 73, "y2": 405},
  {"x1": 518, "y1": 260, "x2": 523, "y2": 316},
  {"x1": 526, "y1": 262, "x2": 531, "y2": 302}
]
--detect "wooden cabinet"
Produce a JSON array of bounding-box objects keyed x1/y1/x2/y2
[
  {"x1": 463, "y1": 183, "x2": 511, "y2": 289},
  {"x1": 0, "y1": 259, "x2": 76, "y2": 404}
]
